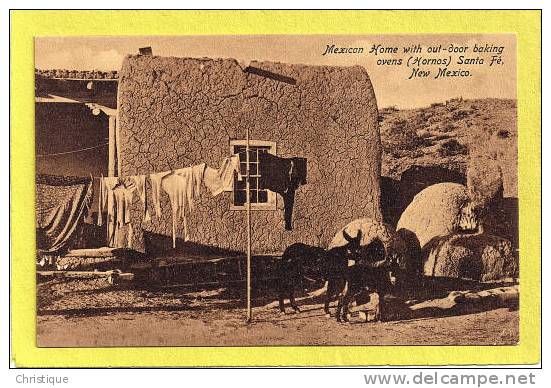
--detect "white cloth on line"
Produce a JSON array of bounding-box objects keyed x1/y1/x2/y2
[{"x1": 203, "y1": 154, "x2": 242, "y2": 196}]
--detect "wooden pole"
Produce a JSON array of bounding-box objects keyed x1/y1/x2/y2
[
  {"x1": 246, "y1": 127, "x2": 252, "y2": 323},
  {"x1": 108, "y1": 115, "x2": 116, "y2": 177},
  {"x1": 115, "y1": 115, "x2": 122, "y2": 177},
  {"x1": 107, "y1": 114, "x2": 116, "y2": 245}
]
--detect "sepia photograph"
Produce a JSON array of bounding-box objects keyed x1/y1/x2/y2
[{"x1": 33, "y1": 34, "x2": 519, "y2": 348}]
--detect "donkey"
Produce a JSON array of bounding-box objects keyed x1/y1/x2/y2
[
  {"x1": 275, "y1": 230, "x2": 363, "y2": 315},
  {"x1": 334, "y1": 238, "x2": 401, "y2": 323}
]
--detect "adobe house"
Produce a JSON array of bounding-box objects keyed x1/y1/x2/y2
[
  {"x1": 117, "y1": 55, "x2": 382, "y2": 254},
  {"x1": 35, "y1": 72, "x2": 119, "y2": 177},
  {"x1": 35, "y1": 72, "x2": 119, "y2": 250}
]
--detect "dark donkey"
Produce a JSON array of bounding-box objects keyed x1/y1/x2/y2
[
  {"x1": 335, "y1": 238, "x2": 401, "y2": 322},
  {"x1": 275, "y1": 230, "x2": 363, "y2": 315}
]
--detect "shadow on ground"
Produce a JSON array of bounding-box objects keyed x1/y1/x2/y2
[{"x1": 37, "y1": 275, "x2": 517, "y2": 323}]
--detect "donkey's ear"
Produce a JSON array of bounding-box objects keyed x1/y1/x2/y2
[{"x1": 342, "y1": 229, "x2": 353, "y2": 242}]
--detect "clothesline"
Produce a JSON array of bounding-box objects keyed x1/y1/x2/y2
[
  {"x1": 37, "y1": 153, "x2": 307, "y2": 250},
  {"x1": 36, "y1": 139, "x2": 109, "y2": 158},
  {"x1": 36, "y1": 152, "x2": 242, "y2": 180},
  {"x1": 97, "y1": 155, "x2": 243, "y2": 249}
]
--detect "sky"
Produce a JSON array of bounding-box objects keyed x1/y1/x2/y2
[{"x1": 35, "y1": 34, "x2": 516, "y2": 109}]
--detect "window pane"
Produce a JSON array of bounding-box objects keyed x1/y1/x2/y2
[
  {"x1": 258, "y1": 190, "x2": 268, "y2": 203},
  {"x1": 249, "y1": 163, "x2": 258, "y2": 176},
  {"x1": 231, "y1": 142, "x2": 275, "y2": 207},
  {"x1": 234, "y1": 190, "x2": 246, "y2": 205},
  {"x1": 249, "y1": 149, "x2": 257, "y2": 162},
  {"x1": 258, "y1": 176, "x2": 264, "y2": 189},
  {"x1": 234, "y1": 178, "x2": 245, "y2": 190}
]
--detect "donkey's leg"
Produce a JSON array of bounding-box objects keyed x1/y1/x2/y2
[
  {"x1": 278, "y1": 291, "x2": 286, "y2": 314},
  {"x1": 341, "y1": 287, "x2": 356, "y2": 323},
  {"x1": 372, "y1": 292, "x2": 384, "y2": 321},
  {"x1": 336, "y1": 281, "x2": 349, "y2": 322},
  {"x1": 289, "y1": 290, "x2": 301, "y2": 313},
  {"x1": 377, "y1": 292, "x2": 386, "y2": 322},
  {"x1": 277, "y1": 279, "x2": 287, "y2": 314},
  {"x1": 335, "y1": 294, "x2": 343, "y2": 322},
  {"x1": 324, "y1": 280, "x2": 335, "y2": 317}
]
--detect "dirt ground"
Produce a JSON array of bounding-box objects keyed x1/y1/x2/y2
[{"x1": 36, "y1": 277, "x2": 518, "y2": 347}]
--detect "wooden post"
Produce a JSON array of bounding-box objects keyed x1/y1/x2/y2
[
  {"x1": 246, "y1": 127, "x2": 252, "y2": 323},
  {"x1": 107, "y1": 114, "x2": 117, "y2": 246},
  {"x1": 108, "y1": 115, "x2": 116, "y2": 177},
  {"x1": 115, "y1": 115, "x2": 122, "y2": 177}
]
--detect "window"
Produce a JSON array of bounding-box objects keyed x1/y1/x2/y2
[{"x1": 230, "y1": 140, "x2": 277, "y2": 210}]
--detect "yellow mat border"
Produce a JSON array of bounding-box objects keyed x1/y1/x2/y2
[{"x1": 10, "y1": 10, "x2": 541, "y2": 367}]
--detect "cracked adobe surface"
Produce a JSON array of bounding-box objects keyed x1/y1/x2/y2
[{"x1": 118, "y1": 55, "x2": 382, "y2": 254}]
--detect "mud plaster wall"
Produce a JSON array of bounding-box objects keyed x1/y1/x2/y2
[{"x1": 118, "y1": 55, "x2": 382, "y2": 254}]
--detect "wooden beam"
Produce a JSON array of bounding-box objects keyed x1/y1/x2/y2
[{"x1": 108, "y1": 115, "x2": 116, "y2": 177}]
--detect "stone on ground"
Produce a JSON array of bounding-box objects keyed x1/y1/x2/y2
[{"x1": 423, "y1": 233, "x2": 517, "y2": 281}]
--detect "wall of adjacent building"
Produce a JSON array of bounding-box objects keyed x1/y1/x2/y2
[{"x1": 35, "y1": 102, "x2": 109, "y2": 178}]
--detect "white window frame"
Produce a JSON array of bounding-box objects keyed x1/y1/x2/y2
[{"x1": 230, "y1": 139, "x2": 277, "y2": 211}]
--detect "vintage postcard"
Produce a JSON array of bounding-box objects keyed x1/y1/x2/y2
[
  {"x1": 10, "y1": 10, "x2": 541, "y2": 367},
  {"x1": 34, "y1": 34, "x2": 519, "y2": 346}
]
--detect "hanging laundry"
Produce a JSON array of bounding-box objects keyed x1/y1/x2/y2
[
  {"x1": 130, "y1": 175, "x2": 151, "y2": 222},
  {"x1": 97, "y1": 176, "x2": 104, "y2": 226},
  {"x1": 204, "y1": 154, "x2": 242, "y2": 196},
  {"x1": 160, "y1": 163, "x2": 205, "y2": 247},
  {"x1": 84, "y1": 176, "x2": 101, "y2": 225},
  {"x1": 150, "y1": 171, "x2": 172, "y2": 217},
  {"x1": 97, "y1": 176, "x2": 119, "y2": 227},
  {"x1": 98, "y1": 176, "x2": 137, "y2": 248},
  {"x1": 111, "y1": 178, "x2": 137, "y2": 248},
  {"x1": 259, "y1": 153, "x2": 307, "y2": 230},
  {"x1": 35, "y1": 174, "x2": 93, "y2": 254},
  {"x1": 97, "y1": 176, "x2": 114, "y2": 245}
]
